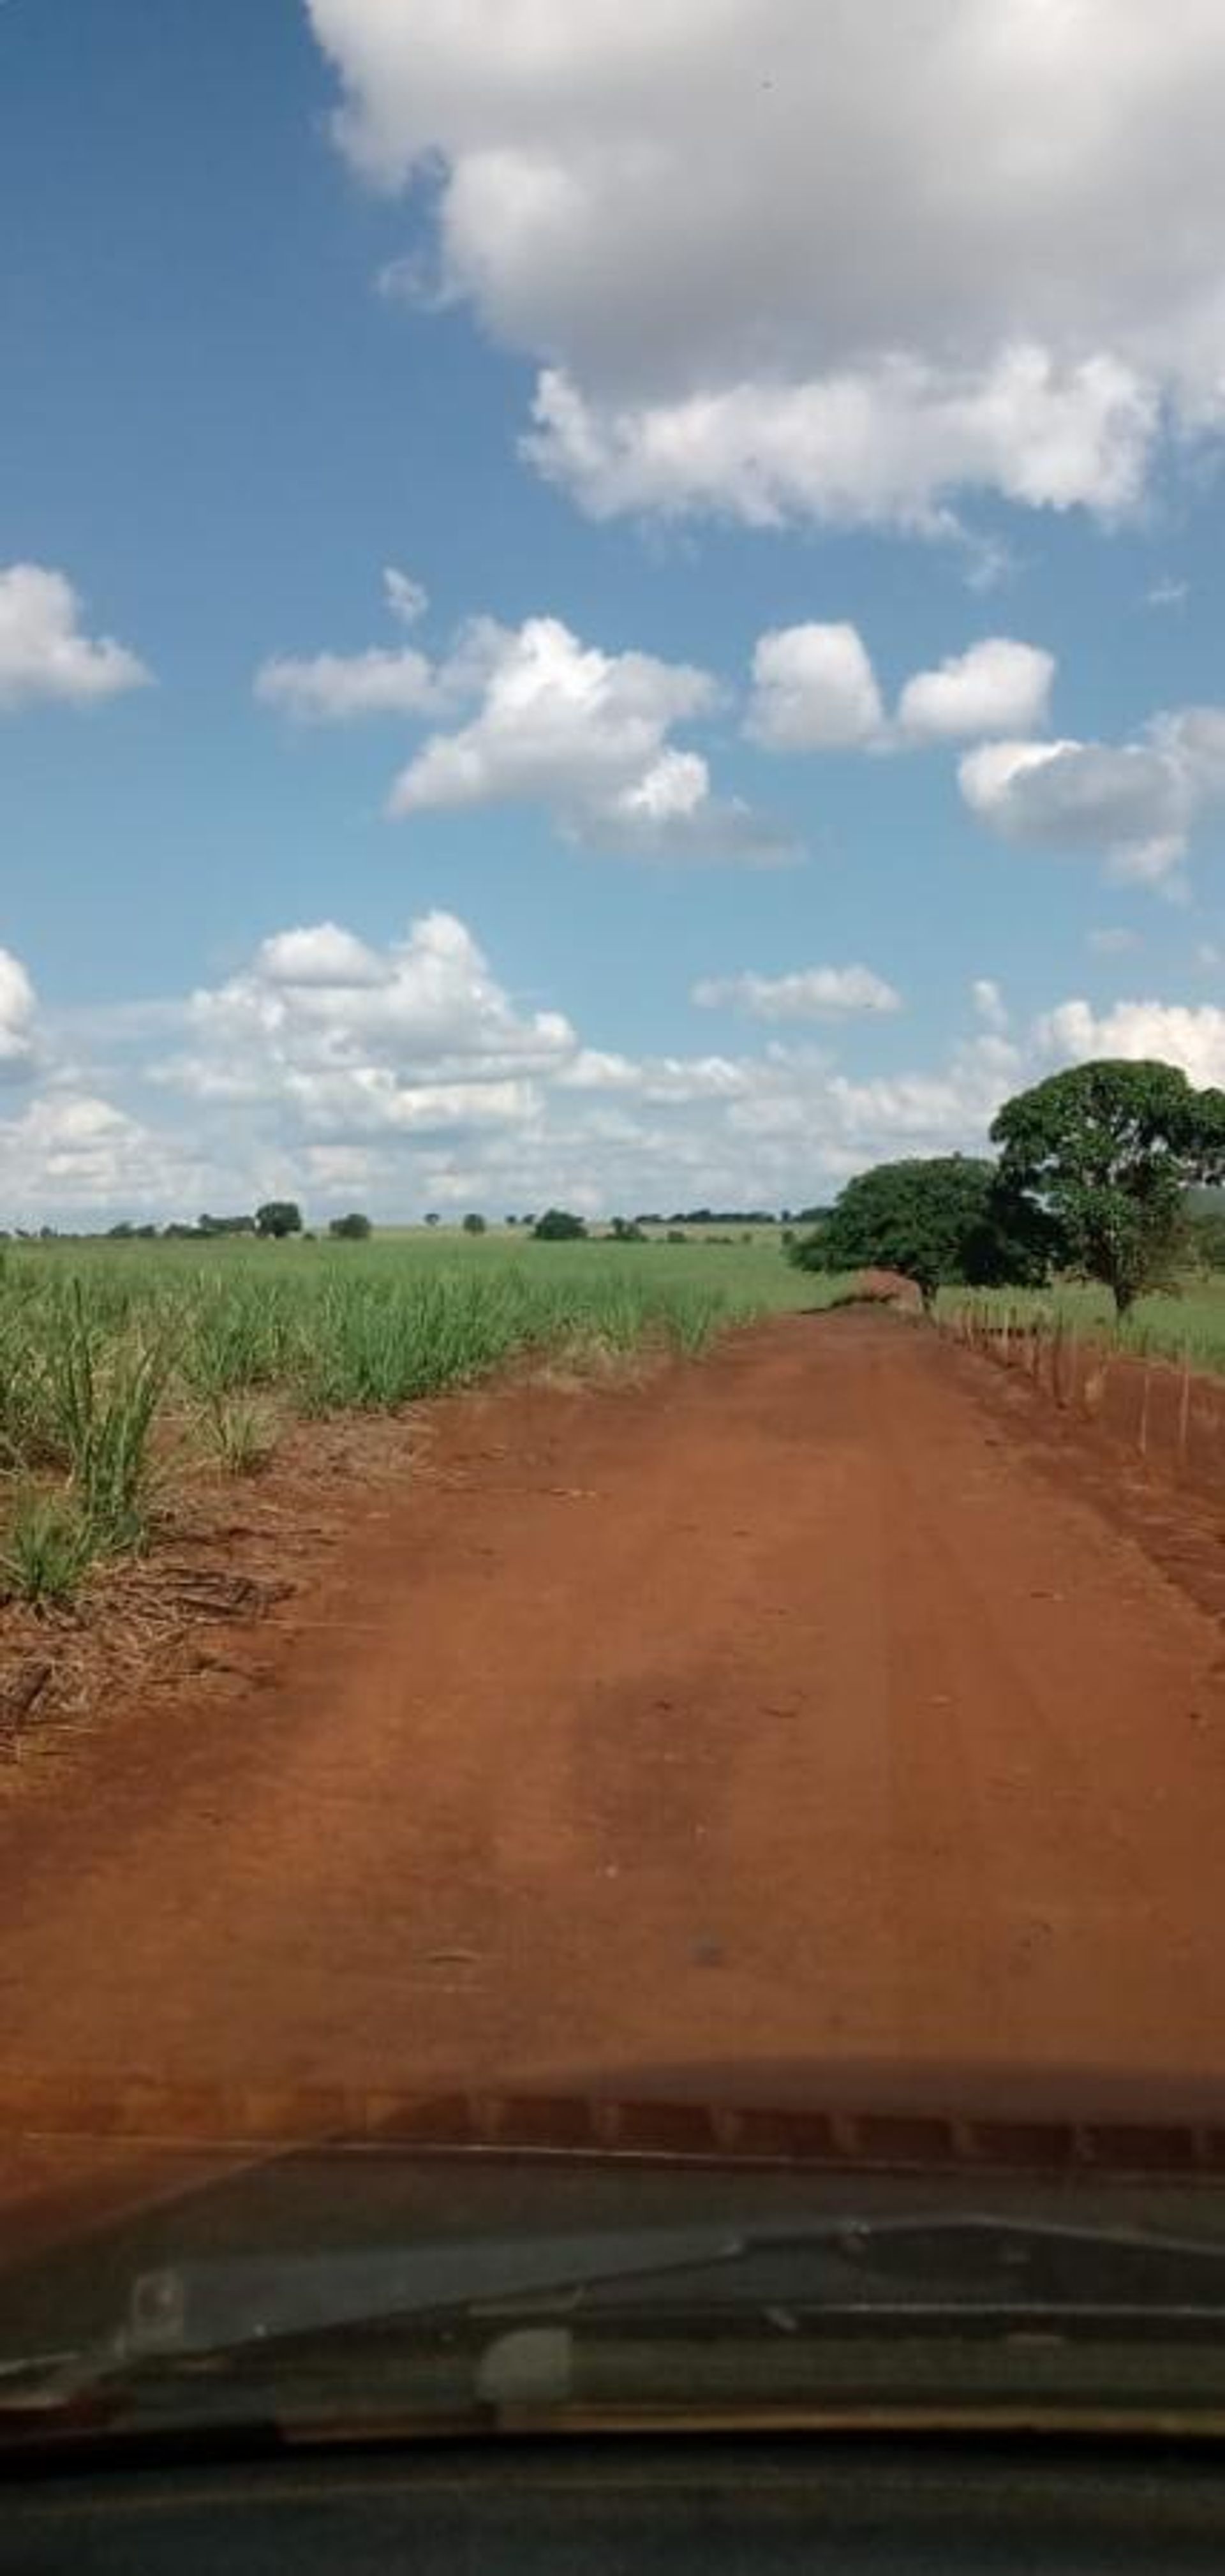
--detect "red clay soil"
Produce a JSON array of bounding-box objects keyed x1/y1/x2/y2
[
  {"x1": 849, "y1": 1267, "x2": 925, "y2": 1312},
  {"x1": 3, "y1": 1310, "x2": 1225, "y2": 2217}
]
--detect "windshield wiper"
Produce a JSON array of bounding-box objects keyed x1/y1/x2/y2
[{"x1": 11, "y1": 2212, "x2": 1225, "y2": 2422}]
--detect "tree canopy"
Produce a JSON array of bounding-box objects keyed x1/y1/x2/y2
[
  {"x1": 254, "y1": 1200, "x2": 303, "y2": 1240},
  {"x1": 991, "y1": 1059, "x2": 1225, "y2": 1311},
  {"x1": 461, "y1": 1212, "x2": 487, "y2": 1234},
  {"x1": 791, "y1": 1155, "x2": 1053, "y2": 1303},
  {"x1": 328, "y1": 1211, "x2": 372, "y2": 1240},
  {"x1": 531, "y1": 1208, "x2": 588, "y2": 1240}
]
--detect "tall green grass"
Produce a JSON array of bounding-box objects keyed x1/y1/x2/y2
[
  {"x1": 938, "y1": 1277, "x2": 1225, "y2": 1378},
  {"x1": 0, "y1": 1232, "x2": 812, "y2": 1604}
]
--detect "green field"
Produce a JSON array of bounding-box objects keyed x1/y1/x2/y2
[
  {"x1": 938, "y1": 1277, "x2": 1225, "y2": 1376},
  {"x1": 0, "y1": 1229, "x2": 831, "y2": 1605}
]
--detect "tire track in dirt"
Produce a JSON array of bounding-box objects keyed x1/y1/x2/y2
[{"x1": 861, "y1": 1344, "x2": 1197, "y2": 2069}]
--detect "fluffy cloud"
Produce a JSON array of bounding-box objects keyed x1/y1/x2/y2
[
  {"x1": 0, "y1": 1093, "x2": 209, "y2": 1221},
  {"x1": 262, "y1": 579, "x2": 1081, "y2": 856},
  {"x1": 132, "y1": 905, "x2": 1009, "y2": 1210},
  {"x1": 897, "y1": 639, "x2": 1054, "y2": 742},
  {"x1": 255, "y1": 565, "x2": 445, "y2": 718},
  {"x1": 746, "y1": 624, "x2": 882, "y2": 751},
  {"x1": 692, "y1": 964, "x2": 900, "y2": 1020},
  {"x1": 958, "y1": 736, "x2": 1194, "y2": 884},
  {"x1": 0, "y1": 565, "x2": 150, "y2": 711},
  {"x1": 307, "y1": 0, "x2": 1225, "y2": 532},
  {"x1": 389, "y1": 614, "x2": 709, "y2": 810},
  {"x1": 960, "y1": 703, "x2": 1225, "y2": 884},
  {"x1": 156, "y1": 910, "x2": 577, "y2": 1128},
  {"x1": 388, "y1": 614, "x2": 791, "y2": 860},
  {"x1": 256, "y1": 595, "x2": 789, "y2": 858},
  {"x1": 1158, "y1": 705, "x2": 1225, "y2": 799},
  {"x1": 526, "y1": 356, "x2": 1155, "y2": 534},
  {"x1": 1036, "y1": 997, "x2": 1225, "y2": 1091},
  {"x1": 0, "y1": 948, "x2": 38, "y2": 1078},
  {"x1": 746, "y1": 622, "x2": 1055, "y2": 754},
  {"x1": 21, "y1": 897, "x2": 1225, "y2": 1219},
  {"x1": 255, "y1": 643, "x2": 441, "y2": 720},
  {"x1": 256, "y1": 922, "x2": 389, "y2": 987}
]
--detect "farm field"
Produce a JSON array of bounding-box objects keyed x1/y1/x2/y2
[
  {"x1": 1, "y1": 1300, "x2": 1225, "y2": 2233},
  {"x1": 0, "y1": 1229, "x2": 828, "y2": 1604}
]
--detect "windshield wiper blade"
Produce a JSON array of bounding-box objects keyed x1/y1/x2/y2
[
  {"x1": 0, "y1": 2222, "x2": 750, "y2": 2415},
  {"x1": 13, "y1": 2210, "x2": 1225, "y2": 2416}
]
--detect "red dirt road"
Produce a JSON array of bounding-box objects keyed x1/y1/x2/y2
[{"x1": 2, "y1": 1312, "x2": 1225, "y2": 2140}]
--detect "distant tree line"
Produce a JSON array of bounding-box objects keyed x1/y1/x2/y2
[
  {"x1": 25, "y1": 1083, "x2": 1225, "y2": 1301},
  {"x1": 630, "y1": 1207, "x2": 782, "y2": 1227},
  {"x1": 10, "y1": 1203, "x2": 381, "y2": 1246}
]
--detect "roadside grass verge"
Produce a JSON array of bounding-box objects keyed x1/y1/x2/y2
[{"x1": 937, "y1": 1278, "x2": 1225, "y2": 1378}]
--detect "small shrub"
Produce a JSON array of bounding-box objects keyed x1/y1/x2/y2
[
  {"x1": 41, "y1": 1286, "x2": 170, "y2": 1554},
  {"x1": 0, "y1": 1488, "x2": 93, "y2": 1609},
  {"x1": 197, "y1": 1394, "x2": 278, "y2": 1477}
]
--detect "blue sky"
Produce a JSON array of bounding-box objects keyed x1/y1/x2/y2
[{"x1": 3, "y1": 0, "x2": 1224, "y2": 1221}]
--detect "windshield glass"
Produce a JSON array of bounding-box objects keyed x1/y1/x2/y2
[{"x1": 3, "y1": 0, "x2": 1225, "y2": 2445}]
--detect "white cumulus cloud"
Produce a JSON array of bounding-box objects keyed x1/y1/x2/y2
[
  {"x1": 1036, "y1": 997, "x2": 1225, "y2": 1091},
  {"x1": 256, "y1": 596, "x2": 791, "y2": 858},
  {"x1": 0, "y1": 1093, "x2": 206, "y2": 1220},
  {"x1": 306, "y1": 0, "x2": 1225, "y2": 533},
  {"x1": 389, "y1": 613, "x2": 791, "y2": 860},
  {"x1": 746, "y1": 623, "x2": 883, "y2": 750},
  {"x1": 898, "y1": 638, "x2": 1054, "y2": 741},
  {"x1": 255, "y1": 642, "x2": 441, "y2": 720},
  {"x1": 526, "y1": 355, "x2": 1155, "y2": 535},
  {"x1": 256, "y1": 923, "x2": 388, "y2": 987},
  {"x1": 0, "y1": 565, "x2": 150, "y2": 711},
  {"x1": 156, "y1": 910, "x2": 577, "y2": 1128},
  {"x1": 958, "y1": 736, "x2": 1195, "y2": 885},
  {"x1": 0, "y1": 947, "x2": 38, "y2": 1078},
  {"x1": 692, "y1": 964, "x2": 900, "y2": 1020},
  {"x1": 26, "y1": 899, "x2": 1225, "y2": 1222},
  {"x1": 389, "y1": 614, "x2": 710, "y2": 812}
]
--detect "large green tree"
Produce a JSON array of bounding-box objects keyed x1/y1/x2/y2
[
  {"x1": 991, "y1": 1059, "x2": 1225, "y2": 1313},
  {"x1": 791, "y1": 1154, "x2": 1051, "y2": 1304},
  {"x1": 254, "y1": 1200, "x2": 303, "y2": 1240},
  {"x1": 531, "y1": 1208, "x2": 588, "y2": 1240}
]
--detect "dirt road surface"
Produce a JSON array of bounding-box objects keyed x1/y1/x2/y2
[{"x1": 3, "y1": 1311, "x2": 1225, "y2": 2170}]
